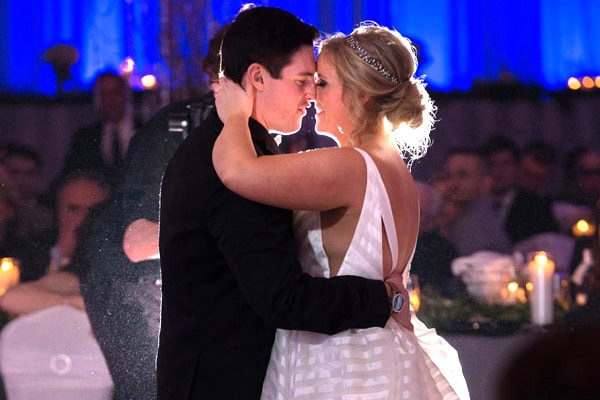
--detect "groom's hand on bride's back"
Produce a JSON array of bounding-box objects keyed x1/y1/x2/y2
[{"x1": 384, "y1": 270, "x2": 414, "y2": 332}]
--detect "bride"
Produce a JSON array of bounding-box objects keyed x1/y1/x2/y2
[{"x1": 213, "y1": 23, "x2": 469, "y2": 400}]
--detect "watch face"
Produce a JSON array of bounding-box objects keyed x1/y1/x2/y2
[{"x1": 392, "y1": 292, "x2": 405, "y2": 313}]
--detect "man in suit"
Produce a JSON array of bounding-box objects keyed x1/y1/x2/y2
[
  {"x1": 442, "y1": 146, "x2": 513, "y2": 256},
  {"x1": 157, "y1": 6, "x2": 404, "y2": 399},
  {"x1": 56, "y1": 71, "x2": 142, "y2": 193},
  {"x1": 481, "y1": 136, "x2": 559, "y2": 245}
]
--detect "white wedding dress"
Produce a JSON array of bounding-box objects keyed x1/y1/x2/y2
[{"x1": 261, "y1": 148, "x2": 469, "y2": 399}]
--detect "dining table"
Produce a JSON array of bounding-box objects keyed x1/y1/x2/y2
[{"x1": 416, "y1": 283, "x2": 565, "y2": 400}]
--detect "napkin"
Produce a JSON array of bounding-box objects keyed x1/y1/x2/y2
[
  {"x1": 451, "y1": 251, "x2": 517, "y2": 304},
  {"x1": 451, "y1": 251, "x2": 516, "y2": 278}
]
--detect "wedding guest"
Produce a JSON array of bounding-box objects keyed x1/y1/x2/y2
[
  {"x1": 0, "y1": 170, "x2": 108, "y2": 319},
  {"x1": 54, "y1": 71, "x2": 143, "y2": 193},
  {"x1": 557, "y1": 147, "x2": 600, "y2": 209},
  {"x1": 443, "y1": 146, "x2": 512, "y2": 256},
  {"x1": 481, "y1": 136, "x2": 559, "y2": 245},
  {"x1": 553, "y1": 147, "x2": 600, "y2": 234},
  {"x1": 3, "y1": 143, "x2": 52, "y2": 239},
  {"x1": 518, "y1": 139, "x2": 558, "y2": 197},
  {"x1": 11, "y1": 171, "x2": 109, "y2": 282}
]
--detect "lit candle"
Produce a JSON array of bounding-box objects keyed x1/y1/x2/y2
[
  {"x1": 0, "y1": 257, "x2": 20, "y2": 296},
  {"x1": 572, "y1": 219, "x2": 596, "y2": 237},
  {"x1": 527, "y1": 252, "x2": 555, "y2": 325}
]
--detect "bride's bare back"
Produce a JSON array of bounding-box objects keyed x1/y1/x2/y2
[{"x1": 322, "y1": 139, "x2": 419, "y2": 278}]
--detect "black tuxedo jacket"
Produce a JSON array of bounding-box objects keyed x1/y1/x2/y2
[
  {"x1": 157, "y1": 109, "x2": 390, "y2": 399},
  {"x1": 59, "y1": 118, "x2": 143, "y2": 189},
  {"x1": 504, "y1": 189, "x2": 559, "y2": 244},
  {"x1": 62, "y1": 121, "x2": 106, "y2": 173}
]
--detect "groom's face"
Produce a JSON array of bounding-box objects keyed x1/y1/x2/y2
[{"x1": 256, "y1": 45, "x2": 316, "y2": 135}]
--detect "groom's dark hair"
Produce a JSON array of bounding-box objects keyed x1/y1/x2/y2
[{"x1": 221, "y1": 5, "x2": 319, "y2": 84}]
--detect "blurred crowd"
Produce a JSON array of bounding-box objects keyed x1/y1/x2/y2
[{"x1": 411, "y1": 136, "x2": 600, "y2": 295}]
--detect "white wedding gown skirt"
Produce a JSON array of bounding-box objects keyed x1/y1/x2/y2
[{"x1": 262, "y1": 315, "x2": 468, "y2": 399}]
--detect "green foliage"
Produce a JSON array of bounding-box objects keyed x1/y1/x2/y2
[{"x1": 416, "y1": 285, "x2": 567, "y2": 335}]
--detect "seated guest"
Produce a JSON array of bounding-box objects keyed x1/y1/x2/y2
[
  {"x1": 1, "y1": 170, "x2": 108, "y2": 320},
  {"x1": 3, "y1": 143, "x2": 53, "y2": 239},
  {"x1": 518, "y1": 139, "x2": 559, "y2": 197},
  {"x1": 557, "y1": 146, "x2": 600, "y2": 209},
  {"x1": 481, "y1": 136, "x2": 559, "y2": 245},
  {"x1": 411, "y1": 182, "x2": 464, "y2": 298},
  {"x1": 553, "y1": 147, "x2": 600, "y2": 233},
  {"x1": 11, "y1": 171, "x2": 109, "y2": 282},
  {"x1": 443, "y1": 146, "x2": 512, "y2": 256}
]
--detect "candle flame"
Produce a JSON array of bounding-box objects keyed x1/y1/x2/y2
[
  {"x1": 507, "y1": 281, "x2": 519, "y2": 293},
  {"x1": 1, "y1": 258, "x2": 14, "y2": 271},
  {"x1": 533, "y1": 252, "x2": 549, "y2": 266},
  {"x1": 572, "y1": 219, "x2": 595, "y2": 237}
]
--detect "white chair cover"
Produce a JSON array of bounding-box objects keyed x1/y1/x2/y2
[{"x1": 0, "y1": 305, "x2": 113, "y2": 400}]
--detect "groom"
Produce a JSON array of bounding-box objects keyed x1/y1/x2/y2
[{"x1": 157, "y1": 6, "x2": 407, "y2": 399}]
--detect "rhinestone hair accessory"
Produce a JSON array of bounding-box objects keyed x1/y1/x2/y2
[{"x1": 346, "y1": 35, "x2": 399, "y2": 84}]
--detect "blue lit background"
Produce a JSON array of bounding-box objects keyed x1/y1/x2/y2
[{"x1": 1, "y1": 0, "x2": 598, "y2": 96}]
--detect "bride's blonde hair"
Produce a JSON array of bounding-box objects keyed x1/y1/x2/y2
[{"x1": 318, "y1": 23, "x2": 435, "y2": 167}]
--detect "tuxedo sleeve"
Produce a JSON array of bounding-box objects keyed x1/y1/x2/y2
[{"x1": 207, "y1": 178, "x2": 390, "y2": 334}]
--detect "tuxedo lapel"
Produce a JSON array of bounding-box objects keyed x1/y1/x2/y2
[
  {"x1": 258, "y1": 136, "x2": 282, "y2": 156},
  {"x1": 248, "y1": 118, "x2": 282, "y2": 156}
]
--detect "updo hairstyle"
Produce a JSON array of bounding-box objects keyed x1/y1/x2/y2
[{"x1": 318, "y1": 23, "x2": 435, "y2": 165}]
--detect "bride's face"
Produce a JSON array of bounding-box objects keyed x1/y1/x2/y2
[{"x1": 314, "y1": 51, "x2": 353, "y2": 145}]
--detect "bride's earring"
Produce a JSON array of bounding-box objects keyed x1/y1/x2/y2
[{"x1": 337, "y1": 125, "x2": 344, "y2": 135}]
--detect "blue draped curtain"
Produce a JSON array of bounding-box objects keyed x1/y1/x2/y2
[{"x1": 0, "y1": 0, "x2": 597, "y2": 96}]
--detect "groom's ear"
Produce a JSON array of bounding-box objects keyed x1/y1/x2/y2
[{"x1": 246, "y1": 63, "x2": 265, "y2": 91}]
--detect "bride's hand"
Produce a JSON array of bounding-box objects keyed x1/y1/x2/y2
[{"x1": 215, "y1": 76, "x2": 254, "y2": 124}]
